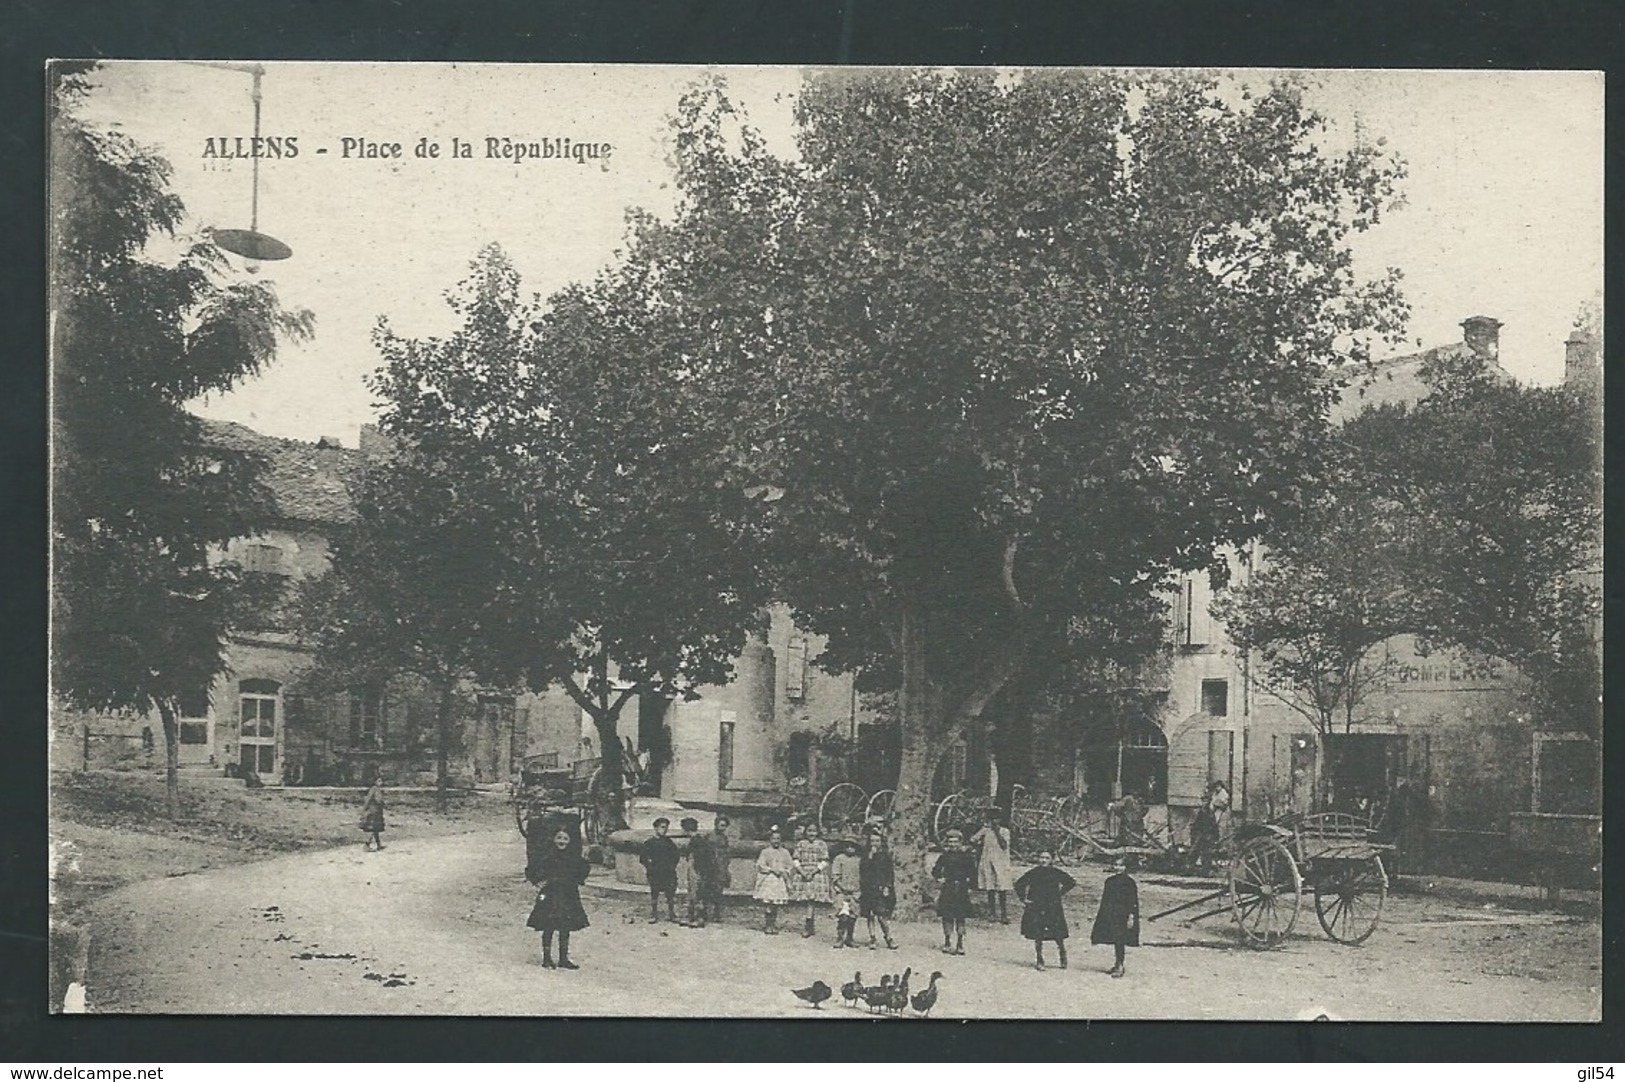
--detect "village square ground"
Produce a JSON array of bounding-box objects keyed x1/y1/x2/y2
[{"x1": 52, "y1": 774, "x2": 1600, "y2": 1021}]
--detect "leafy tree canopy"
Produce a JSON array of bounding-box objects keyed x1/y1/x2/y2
[
  {"x1": 613, "y1": 69, "x2": 1407, "y2": 896},
  {"x1": 50, "y1": 69, "x2": 313, "y2": 811}
]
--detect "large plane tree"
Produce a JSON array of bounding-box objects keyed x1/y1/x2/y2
[{"x1": 640, "y1": 69, "x2": 1408, "y2": 906}]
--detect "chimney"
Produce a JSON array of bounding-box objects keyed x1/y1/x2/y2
[
  {"x1": 1461, "y1": 315, "x2": 1502, "y2": 360},
  {"x1": 358, "y1": 424, "x2": 393, "y2": 458},
  {"x1": 1565, "y1": 328, "x2": 1600, "y2": 390}
]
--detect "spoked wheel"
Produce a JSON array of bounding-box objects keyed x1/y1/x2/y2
[
  {"x1": 931, "y1": 792, "x2": 963, "y2": 844},
  {"x1": 865, "y1": 789, "x2": 896, "y2": 833},
  {"x1": 819, "y1": 782, "x2": 868, "y2": 837},
  {"x1": 1314, "y1": 854, "x2": 1387, "y2": 945},
  {"x1": 1228, "y1": 836, "x2": 1303, "y2": 949},
  {"x1": 579, "y1": 801, "x2": 602, "y2": 847},
  {"x1": 515, "y1": 799, "x2": 532, "y2": 838}
]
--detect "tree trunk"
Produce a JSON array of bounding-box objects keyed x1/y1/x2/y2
[
  {"x1": 435, "y1": 682, "x2": 454, "y2": 811},
  {"x1": 156, "y1": 698, "x2": 180, "y2": 821},
  {"x1": 590, "y1": 713, "x2": 629, "y2": 833},
  {"x1": 889, "y1": 596, "x2": 936, "y2": 918}
]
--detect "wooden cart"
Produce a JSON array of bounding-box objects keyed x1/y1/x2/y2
[{"x1": 1148, "y1": 812, "x2": 1391, "y2": 948}]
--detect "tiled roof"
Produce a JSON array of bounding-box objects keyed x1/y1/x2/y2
[
  {"x1": 1331, "y1": 343, "x2": 1512, "y2": 424},
  {"x1": 198, "y1": 419, "x2": 363, "y2": 525}
]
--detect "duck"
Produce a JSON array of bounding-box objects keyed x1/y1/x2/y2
[
  {"x1": 887, "y1": 967, "x2": 911, "y2": 1015},
  {"x1": 792, "y1": 980, "x2": 832, "y2": 1009},
  {"x1": 862, "y1": 974, "x2": 893, "y2": 1014},
  {"x1": 840, "y1": 972, "x2": 863, "y2": 1008},
  {"x1": 910, "y1": 971, "x2": 944, "y2": 1017}
]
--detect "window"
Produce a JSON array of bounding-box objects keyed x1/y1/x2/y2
[
  {"x1": 238, "y1": 679, "x2": 279, "y2": 776},
  {"x1": 786, "y1": 730, "x2": 811, "y2": 779},
  {"x1": 1533, "y1": 733, "x2": 1598, "y2": 815},
  {"x1": 240, "y1": 692, "x2": 277, "y2": 738},
  {"x1": 179, "y1": 687, "x2": 211, "y2": 718},
  {"x1": 179, "y1": 721, "x2": 209, "y2": 745},
  {"x1": 718, "y1": 718, "x2": 735, "y2": 789},
  {"x1": 1201, "y1": 679, "x2": 1229, "y2": 717},
  {"x1": 350, "y1": 689, "x2": 383, "y2": 746},
  {"x1": 242, "y1": 542, "x2": 289, "y2": 577},
  {"x1": 786, "y1": 634, "x2": 808, "y2": 700}
]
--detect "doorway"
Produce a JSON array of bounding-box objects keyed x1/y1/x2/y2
[{"x1": 1322, "y1": 733, "x2": 1407, "y2": 817}]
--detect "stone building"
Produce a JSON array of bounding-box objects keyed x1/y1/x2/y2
[{"x1": 1138, "y1": 316, "x2": 1601, "y2": 879}]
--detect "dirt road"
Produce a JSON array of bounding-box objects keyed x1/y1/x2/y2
[{"x1": 82, "y1": 828, "x2": 1600, "y2": 1020}]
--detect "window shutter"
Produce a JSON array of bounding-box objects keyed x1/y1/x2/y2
[
  {"x1": 1166, "y1": 728, "x2": 1206, "y2": 806},
  {"x1": 1188, "y1": 574, "x2": 1212, "y2": 646},
  {"x1": 1206, "y1": 730, "x2": 1234, "y2": 790},
  {"x1": 786, "y1": 634, "x2": 807, "y2": 700}
]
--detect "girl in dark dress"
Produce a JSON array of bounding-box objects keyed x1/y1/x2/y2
[
  {"x1": 1090, "y1": 856, "x2": 1140, "y2": 977},
  {"x1": 931, "y1": 828, "x2": 977, "y2": 955},
  {"x1": 859, "y1": 829, "x2": 898, "y2": 950},
  {"x1": 1014, "y1": 850, "x2": 1076, "y2": 970},
  {"x1": 527, "y1": 828, "x2": 592, "y2": 969}
]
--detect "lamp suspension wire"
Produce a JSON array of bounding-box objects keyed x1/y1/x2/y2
[{"x1": 250, "y1": 70, "x2": 262, "y2": 232}]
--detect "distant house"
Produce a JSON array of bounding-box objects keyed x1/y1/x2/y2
[
  {"x1": 56, "y1": 420, "x2": 879, "y2": 803},
  {"x1": 55, "y1": 421, "x2": 583, "y2": 786},
  {"x1": 1043, "y1": 317, "x2": 1600, "y2": 879}
]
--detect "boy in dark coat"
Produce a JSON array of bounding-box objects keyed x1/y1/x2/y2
[
  {"x1": 640, "y1": 817, "x2": 681, "y2": 923},
  {"x1": 1014, "y1": 850, "x2": 1076, "y2": 970},
  {"x1": 1090, "y1": 856, "x2": 1140, "y2": 977}
]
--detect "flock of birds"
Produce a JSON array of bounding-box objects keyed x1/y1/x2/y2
[{"x1": 792, "y1": 967, "x2": 944, "y2": 1017}]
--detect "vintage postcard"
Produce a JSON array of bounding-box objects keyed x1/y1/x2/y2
[{"x1": 48, "y1": 61, "x2": 1602, "y2": 1020}]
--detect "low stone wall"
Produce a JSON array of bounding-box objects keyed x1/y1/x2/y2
[{"x1": 607, "y1": 829, "x2": 766, "y2": 893}]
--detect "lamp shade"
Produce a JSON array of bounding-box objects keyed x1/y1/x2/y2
[{"x1": 212, "y1": 228, "x2": 292, "y2": 262}]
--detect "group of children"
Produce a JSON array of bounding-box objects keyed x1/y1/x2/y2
[
  {"x1": 750, "y1": 820, "x2": 900, "y2": 949},
  {"x1": 932, "y1": 822, "x2": 1141, "y2": 976},
  {"x1": 638, "y1": 815, "x2": 733, "y2": 926},
  {"x1": 531, "y1": 808, "x2": 1140, "y2": 977}
]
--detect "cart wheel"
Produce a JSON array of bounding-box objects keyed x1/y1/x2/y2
[
  {"x1": 931, "y1": 792, "x2": 962, "y2": 844},
  {"x1": 865, "y1": 789, "x2": 896, "y2": 832},
  {"x1": 515, "y1": 800, "x2": 531, "y2": 838},
  {"x1": 1228, "y1": 836, "x2": 1302, "y2": 949},
  {"x1": 579, "y1": 802, "x2": 601, "y2": 847},
  {"x1": 818, "y1": 782, "x2": 867, "y2": 837},
  {"x1": 1314, "y1": 854, "x2": 1387, "y2": 945}
]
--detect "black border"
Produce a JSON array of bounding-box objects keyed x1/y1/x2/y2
[{"x1": 4, "y1": 0, "x2": 1622, "y2": 1063}]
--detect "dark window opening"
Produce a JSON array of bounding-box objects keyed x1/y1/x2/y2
[
  {"x1": 350, "y1": 689, "x2": 383, "y2": 747},
  {"x1": 786, "y1": 730, "x2": 811, "y2": 780},
  {"x1": 179, "y1": 721, "x2": 209, "y2": 745},
  {"x1": 1201, "y1": 679, "x2": 1229, "y2": 717}
]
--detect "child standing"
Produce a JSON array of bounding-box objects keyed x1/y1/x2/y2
[
  {"x1": 526, "y1": 827, "x2": 591, "y2": 969},
  {"x1": 640, "y1": 817, "x2": 681, "y2": 923},
  {"x1": 753, "y1": 826, "x2": 792, "y2": 934},
  {"x1": 1014, "y1": 850, "x2": 1076, "y2": 970},
  {"x1": 828, "y1": 839, "x2": 862, "y2": 948},
  {"x1": 1090, "y1": 856, "x2": 1141, "y2": 977},
  {"x1": 859, "y1": 829, "x2": 898, "y2": 950},
  {"x1": 700, "y1": 815, "x2": 732, "y2": 925},
  {"x1": 931, "y1": 828, "x2": 977, "y2": 955},
  {"x1": 971, "y1": 811, "x2": 1014, "y2": 923},
  {"x1": 678, "y1": 817, "x2": 703, "y2": 926},
  {"x1": 790, "y1": 821, "x2": 831, "y2": 938},
  {"x1": 359, "y1": 774, "x2": 386, "y2": 852}
]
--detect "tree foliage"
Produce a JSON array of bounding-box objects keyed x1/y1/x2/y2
[
  {"x1": 635, "y1": 69, "x2": 1406, "y2": 903},
  {"x1": 50, "y1": 72, "x2": 313, "y2": 815},
  {"x1": 1218, "y1": 349, "x2": 1603, "y2": 737},
  {"x1": 337, "y1": 244, "x2": 772, "y2": 822}
]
